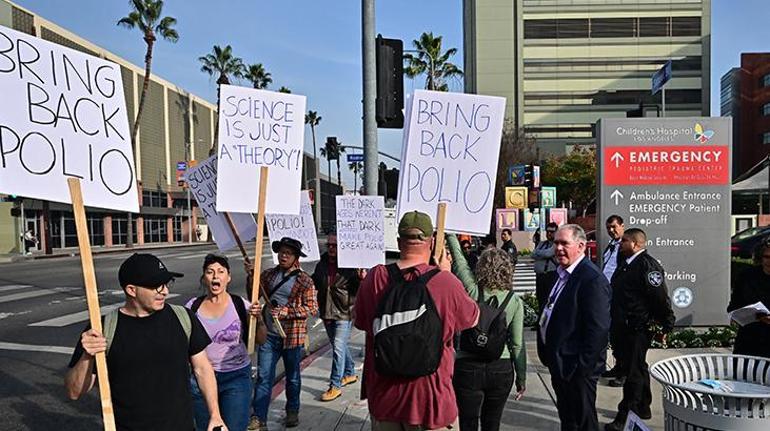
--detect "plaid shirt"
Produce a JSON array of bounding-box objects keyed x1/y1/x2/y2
[{"x1": 261, "y1": 266, "x2": 318, "y2": 349}]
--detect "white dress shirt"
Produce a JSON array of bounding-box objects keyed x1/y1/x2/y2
[
  {"x1": 539, "y1": 254, "x2": 585, "y2": 343},
  {"x1": 602, "y1": 239, "x2": 620, "y2": 282}
]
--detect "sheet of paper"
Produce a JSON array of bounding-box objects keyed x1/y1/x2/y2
[{"x1": 729, "y1": 301, "x2": 770, "y2": 326}]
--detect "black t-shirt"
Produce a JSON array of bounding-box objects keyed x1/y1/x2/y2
[{"x1": 68, "y1": 305, "x2": 211, "y2": 431}]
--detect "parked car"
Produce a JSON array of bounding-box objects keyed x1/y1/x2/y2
[{"x1": 731, "y1": 226, "x2": 770, "y2": 259}]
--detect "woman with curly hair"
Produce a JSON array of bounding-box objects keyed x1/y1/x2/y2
[
  {"x1": 728, "y1": 239, "x2": 770, "y2": 358},
  {"x1": 444, "y1": 234, "x2": 527, "y2": 431}
]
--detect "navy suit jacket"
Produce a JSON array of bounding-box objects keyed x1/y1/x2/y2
[{"x1": 537, "y1": 257, "x2": 611, "y2": 381}]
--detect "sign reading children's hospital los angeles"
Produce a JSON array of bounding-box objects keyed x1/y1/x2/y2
[
  {"x1": 216, "y1": 85, "x2": 306, "y2": 214},
  {"x1": 397, "y1": 90, "x2": 506, "y2": 235},
  {"x1": 0, "y1": 25, "x2": 138, "y2": 212},
  {"x1": 597, "y1": 118, "x2": 731, "y2": 326}
]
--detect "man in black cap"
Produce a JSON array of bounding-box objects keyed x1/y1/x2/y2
[
  {"x1": 249, "y1": 237, "x2": 317, "y2": 430},
  {"x1": 64, "y1": 253, "x2": 227, "y2": 431}
]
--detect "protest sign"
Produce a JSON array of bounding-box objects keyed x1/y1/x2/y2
[
  {"x1": 0, "y1": 25, "x2": 137, "y2": 213},
  {"x1": 215, "y1": 85, "x2": 306, "y2": 214},
  {"x1": 397, "y1": 90, "x2": 506, "y2": 235},
  {"x1": 336, "y1": 195, "x2": 385, "y2": 268},
  {"x1": 265, "y1": 190, "x2": 319, "y2": 263},
  {"x1": 186, "y1": 156, "x2": 257, "y2": 252}
]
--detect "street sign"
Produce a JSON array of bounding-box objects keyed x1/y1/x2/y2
[
  {"x1": 652, "y1": 60, "x2": 672, "y2": 95},
  {"x1": 176, "y1": 161, "x2": 188, "y2": 187},
  {"x1": 347, "y1": 154, "x2": 365, "y2": 163},
  {"x1": 597, "y1": 118, "x2": 732, "y2": 326}
]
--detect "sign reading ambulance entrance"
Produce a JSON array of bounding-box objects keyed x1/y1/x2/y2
[{"x1": 597, "y1": 118, "x2": 731, "y2": 326}]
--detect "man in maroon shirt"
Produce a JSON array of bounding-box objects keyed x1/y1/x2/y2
[{"x1": 354, "y1": 211, "x2": 479, "y2": 430}]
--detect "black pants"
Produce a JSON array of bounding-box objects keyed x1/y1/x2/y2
[
  {"x1": 535, "y1": 272, "x2": 557, "y2": 315},
  {"x1": 551, "y1": 372, "x2": 599, "y2": 431},
  {"x1": 608, "y1": 324, "x2": 625, "y2": 374},
  {"x1": 616, "y1": 330, "x2": 653, "y2": 419},
  {"x1": 453, "y1": 358, "x2": 514, "y2": 431}
]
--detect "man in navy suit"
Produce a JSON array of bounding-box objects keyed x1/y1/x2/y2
[{"x1": 537, "y1": 224, "x2": 611, "y2": 431}]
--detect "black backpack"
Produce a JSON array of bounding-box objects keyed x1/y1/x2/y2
[
  {"x1": 459, "y1": 289, "x2": 515, "y2": 361},
  {"x1": 373, "y1": 264, "x2": 444, "y2": 378},
  {"x1": 191, "y1": 294, "x2": 249, "y2": 344}
]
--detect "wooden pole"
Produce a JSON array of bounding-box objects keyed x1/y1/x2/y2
[
  {"x1": 247, "y1": 166, "x2": 269, "y2": 354},
  {"x1": 67, "y1": 178, "x2": 116, "y2": 431},
  {"x1": 433, "y1": 202, "x2": 448, "y2": 261}
]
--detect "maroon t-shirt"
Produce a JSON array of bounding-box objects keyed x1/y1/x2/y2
[{"x1": 354, "y1": 263, "x2": 479, "y2": 429}]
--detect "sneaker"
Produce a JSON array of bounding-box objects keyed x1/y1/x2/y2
[
  {"x1": 284, "y1": 410, "x2": 299, "y2": 428},
  {"x1": 247, "y1": 415, "x2": 268, "y2": 431},
  {"x1": 341, "y1": 375, "x2": 358, "y2": 387},
  {"x1": 321, "y1": 386, "x2": 342, "y2": 401}
]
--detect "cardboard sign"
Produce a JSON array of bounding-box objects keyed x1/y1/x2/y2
[
  {"x1": 186, "y1": 156, "x2": 257, "y2": 252},
  {"x1": 336, "y1": 195, "x2": 385, "y2": 268},
  {"x1": 0, "y1": 25, "x2": 137, "y2": 212},
  {"x1": 496, "y1": 208, "x2": 519, "y2": 231},
  {"x1": 505, "y1": 186, "x2": 528, "y2": 209},
  {"x1": 396, "y1": 90, "x2": 505, "y2": 235},
  {"x1": 265, "y1": 190, "x2": 319, "y2": 263},
  {"x1": 216, "y1": 85, "x2": 306, "y2": 214}
]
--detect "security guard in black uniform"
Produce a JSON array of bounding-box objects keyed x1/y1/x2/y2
[{"x1": 605, "y1": 228, "x2": 675, "y2": 431}]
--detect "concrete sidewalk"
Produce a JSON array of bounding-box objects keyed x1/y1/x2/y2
[{"x1": 264, "y1": 329, "x2": 729, "y2": 430}]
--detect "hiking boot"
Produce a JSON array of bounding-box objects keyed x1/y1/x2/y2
[
  {"x1": 247, "y1": 415, "x2": 268, "y2": 431},
  {"x1": 321, "y1": 386, "x2": 342, "y2": 401},
  {"x1": 341, "y1": 375, "x2": 358, "y2": 387},
  {"x1": 284, "y1": 410, "x2": 299, "y2": 428}
]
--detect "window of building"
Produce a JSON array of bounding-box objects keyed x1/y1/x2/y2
[
  {"x1": 142, "y1": 190, "x2": 168, "y2": 208},
  {"x1": 761, "y1": 74, "x2": 770, "y2": 88},
  {"x1": 112, "y1": 217, "x2": 137, "y2": 245},
  {"x1": 639, "y1": 17, "x2": 670, "y2": 37},
  {"x1": 173, "y1": 214, "x2": 184, "y2": 242},
  {"x1": 762, "y1": 103, "x2": 770, "y2": 116},
  {"x1": 524, "y1": 19, "x2": 557, "y2": 39},
  {"x1": 144, "y1": 216, "x2": 168, "y2": 243},
  {"x1": 591, "y1": 18, "x2": 636, "y2": 38},
  {"x1": 764, "y1": 132, "x2": 770, "y2": 145},
  {"x1": 557, "y1": 19, "x2": 589, "y2": 39},
  {"x1": 671, "y1": 17, "x2": 701, "y2": 37}
]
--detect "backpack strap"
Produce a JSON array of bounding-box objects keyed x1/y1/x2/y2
[
  {"x1": 190, "y1": 295, "x2": 206, "y2": 313},
  {"x1": 230, "y1": 294, "x2": 249, "y2": 344},
  {"x1": 498, "y1": 291, "x2": 516, "y2": 311},
  {"x1": 417, "y1": 268, "x2": 441, "y2": 283},
  {"x1": 169, "y1": 304, "x2": 192, "y2": 343},
  {"x1": 104, "y1": 309, "x2": 119, "y2": 356},
  {"x1": 268, "y1": 269, "x2": 301, "y2": 299},
  {"x1": 385, "y1": 263, "x2": 403, "y2": 284}
]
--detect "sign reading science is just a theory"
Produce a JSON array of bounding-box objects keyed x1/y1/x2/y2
[{"x1": 597, "y1": 118, "x2": 731, "y2": 326}]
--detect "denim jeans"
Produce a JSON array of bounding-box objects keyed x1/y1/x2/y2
[
  {"x1": 190, "y1": 364, "x2": 252, "y2": 431},
  {"x1": 251, "y1": 334, "x2": 303, "y2": 421},
  {"x1": 323, "y1": 320, "x2": 356, "y2": 388}
]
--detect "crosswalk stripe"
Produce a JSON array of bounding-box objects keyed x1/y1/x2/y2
[
  {"x1": 28, "y1": 294, "x2": 181, "y2": 327},
  {"x1": 0, "y1": 287, "x2": 78, "y2": 304},
  {"x1": 0, "y1": 285, "x2": 32, "y2": 293}
]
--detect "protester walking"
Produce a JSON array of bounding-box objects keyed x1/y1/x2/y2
[
  {"x1": 446, "y1": 234, "x2": 526, "y2": 431},
  {"x1": 532, "y1": 222, "x2": 558, "y2": 315},
  {"x1": 354, "y1": 211, "x2": 479, "y2": 430},
  {"x1": 537, "y1": 225, "x2": 611, "y2": 431},
  {"x1": 728, "y1": 239, "x2": 770, "y2": 358},
  {"x1": 311, "y1": 232, "x2": 364, "y2": 402},
  {"x1": 604, "y1": 229, "x2": 674, "y2": 431},
  {"x1": 248, "y1": 237, "x2": 317, "y2": 431},
  {"x1": 460, "y1": 238, "x2": 480, "y2": 272},
  {"x1": 187, "y1": 254, "x2": 265, "y2": 431},
  {"x1": 65, "y1": 253, "x2": 228, "y2": 431}
]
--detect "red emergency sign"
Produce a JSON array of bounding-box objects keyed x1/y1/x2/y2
[{"x1": 604, "y1": 145, "x2": 730, "y2": 185}]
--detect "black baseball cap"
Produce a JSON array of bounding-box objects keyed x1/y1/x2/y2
[{"x1": 118, "y1": 253, "x2": 184, "y2": 288}]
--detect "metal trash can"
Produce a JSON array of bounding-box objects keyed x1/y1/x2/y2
[{"x1": 650, "y1": 353, "x2": 770, "y2": 430}]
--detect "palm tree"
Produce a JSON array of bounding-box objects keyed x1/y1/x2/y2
[
  {"x1": 199, "y1": 45, "x2": 246, "y2": 153},
  {"x1": 320, "y1": 137, "x2": 343, "y2": 186},
  {"x1": 348, "y1": 161, "x2": 363, "y2": 195},
  {"x1": 404, "y1": 32, "x2": 463, "y2": 91},
  {"x1": 278, "y1": 86, "x2": 291, "y2": 93},
  {"x1": 304, "y1": 111, "x2": 321, "y2": 165},
  {"x1": 245, "y1": 63, "x2": 272, "y2": 89},
  {"x1": 118, "y1": 0, "x2": 178, "y2": 249}
]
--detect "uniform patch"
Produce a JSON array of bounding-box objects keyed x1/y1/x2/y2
[{"x1": 647, "y1": 271, "x2": 663, "y2": 287}]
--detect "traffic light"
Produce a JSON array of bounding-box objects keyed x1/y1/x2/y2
[{"x1": 376, "y1": 35, "x2": 404, "y2": 129}]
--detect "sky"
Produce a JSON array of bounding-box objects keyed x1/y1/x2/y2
[{"x1": 10, "y1": 0, "x2": 768, "y2": 189}]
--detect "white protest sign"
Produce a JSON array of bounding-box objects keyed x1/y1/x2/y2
[
  {"x1": 396, "y1": 90, "x2": 505, "y2": 235},
  {"x1": 336, "y1": 195, "x2": 385, "y2": 269},
  {"x1": 216, "y1": 85, "x2": 306, "y2": 214},
  {"x1": 0, "y1": 25, "x2": 137, "y2": 212},
  {"x1": 266, "y1": 190, "x2": 319, "y2": 263},
  {"x1": 186, "y1": 156, "x2": 257, "y2": 252}
]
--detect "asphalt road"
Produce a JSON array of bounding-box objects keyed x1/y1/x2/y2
[{"x1": 0, "y1": 242, "x2": 333, "y2": 431}]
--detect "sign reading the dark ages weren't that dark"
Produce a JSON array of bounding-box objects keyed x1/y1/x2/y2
[{"x1": 597, "y1": 117, "x2": 732, "y2": 326}]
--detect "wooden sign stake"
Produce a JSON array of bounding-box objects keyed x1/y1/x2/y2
[
  {"x1": 247, "y1": 166, "x2": 269, "y2": 354},
  {"x1": 67, "y1": 178, "x2": 116, "y2": 431},
  {"x1": 433, "y1": 202, "x2": 448, "y2": 261}
]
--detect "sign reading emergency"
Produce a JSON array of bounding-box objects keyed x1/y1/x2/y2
[{"x1": 597, "y1": 118, "x2": 731, "y2": 326}]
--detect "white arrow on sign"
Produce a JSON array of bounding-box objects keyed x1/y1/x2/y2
[
  {"x1": 610, "y1": 189, "x2": 624, "y2": 205},
  {"x1": 610, "y1": 152, "x2": 624, "y2": 168}
]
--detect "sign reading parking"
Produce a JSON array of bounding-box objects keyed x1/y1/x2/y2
[{"x1": 597, "y1": 118, "x2": 731, "y2": 326}]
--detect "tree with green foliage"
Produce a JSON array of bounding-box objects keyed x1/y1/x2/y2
[
  {"x1": 278, "y1": 86, "x2": 291, "y2": 93},
  {"x1": 404, "y1": 32, "x2": 463, "y2": 91},
  {"x1": 304, "y1": 110, "x2": 321, "y2": 165},
  {"x1": 244, "y1": 63, "x2": 272, "y2": 89},
  {"x1": 541, "y1": 146, "x2": 597, "y2": 213}
]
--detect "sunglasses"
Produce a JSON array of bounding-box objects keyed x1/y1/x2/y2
[{"x1": 139, "y1": 278, "x2": 174, "y2": 294}]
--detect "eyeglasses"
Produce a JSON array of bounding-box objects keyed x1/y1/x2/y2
[
  {"x1": 546, "y1": 229, "x2": 557, "y2": 233},
  {"x1": 140, "y1": 279, "x2": 174, "y2": 294},
  {"x1": 328, "y1": 243, "x2": 338, "y2": 248}
]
